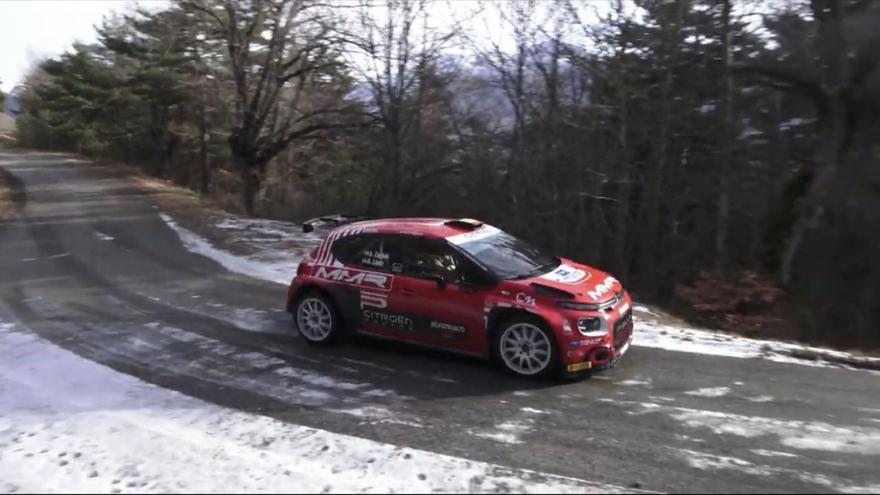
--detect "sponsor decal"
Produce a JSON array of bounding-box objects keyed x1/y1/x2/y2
[
  {"x1": 568, "y1": 337, "x2": 603, "y2": 348},
  {"x1": 446, "y1": 226, "x2": 501, "y2": 245},
  {"x1": 540, "y1": 264, "x2": 588, "y2": 284},
  {"x1": 360, "y1": 248, "x2": 390, "y2": 269},
  {"x1": 360, "y1": 291, "x2": 388, "y2": 309},
  {"x1": 587, "y1": 276, "x2": 618, "y2": 301},
  {"x1": 315, "y1": 266, "x2": 393, "y2": 291},
  {"x1": 362, "y1": 310, "x2": 413, "y2": 330},
  {"x1": 430, "y1": 320, "x2": 466, "y2": 334},
  {"x1": 515, "y1": 292, "x2": 536, "y2": 306},
  {"x1": 360, "y1": 309, "x2": 468, "y2": 340},
  {"x1": 617, "y1": 301, "x2": 630, "y2": 316},
  {"x1": 566, "y1": 362, "x2": 592, "y2": 373}
]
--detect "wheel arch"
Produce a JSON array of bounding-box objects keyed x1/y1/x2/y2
[
  {"x1": 486, "y1": 307, "x2": 558, "y2": 353},
  {"x1": 287, "y1": 283, "x2": 336, "y2": 313}
]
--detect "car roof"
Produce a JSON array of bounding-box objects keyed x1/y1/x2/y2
[{"x1": 331, "y1": 217, "x2": 490, "y2": 240}]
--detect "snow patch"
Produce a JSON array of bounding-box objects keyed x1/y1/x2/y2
[
  {"x1": 619, "y1": 378, "x2": 652, "y2": 387},
  {"x1": 472, "y1": 419, "x2": 534, "y2": 445},
  {"x1": 684, "y1": 387, "x2": 731, "y2": 398},
  {"x1": 473, "y1": 431, "x2": 524, "y2": 445},
  {"x1": 634, "y1": 318, "x2": 880, "y2": 371},
  {"x1": 521, "y1": 407, "x2": 551, "y2": 415},
  {"x1": 746, "y1": 395, "x2": 775, "y2": 403},
  {"x1": 668, "y1": 407, "x2": 880, "y2": 455},
  {"x1": 160, "y1": 213, "x2": 305, "y2": 285},
  {"x1": 779, "y1": 118, "x2": 814, "y2": 130},
  {"x1": 751, "y1": 449, "x2": 798, "y2": 459},
  {"x1": 0, "y1": 319, "x2": 627, "y2": 493},
  {"x1": 333, "y1": 406, "x2": 425, "y2": 429},
  {"x1": 679, "y1": 449, "x2": 863, "y2": 492}
]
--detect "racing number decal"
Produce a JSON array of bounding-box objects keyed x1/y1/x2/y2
[{"x1": 361, "y1": 291, "x2": 389, "y2": 309}]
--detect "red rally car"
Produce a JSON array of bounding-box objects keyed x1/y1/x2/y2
[{"x1": 287, "y1": 216, "x2": 634, "y2": 378}]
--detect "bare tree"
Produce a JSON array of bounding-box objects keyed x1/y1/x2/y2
[
  {"x1": 466, "y1": 0, "x2": 542, "y2": 212},
  {"x1": 343, "y1": 0, "x2": 458, "y2": 211},
  {"x1": 735, "y1": 0, "x2": 880, "y2": 284},
  {"x1": 182, "y1": 0, "x2": 354, "y2": 214}
]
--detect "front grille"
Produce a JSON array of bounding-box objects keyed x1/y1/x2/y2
[
  {"x1": 613, "y1": 310, "x2": 633, "y2": 349},
  {"x1": 594, "y1": 290, "x2": 624, "y2": 310}
]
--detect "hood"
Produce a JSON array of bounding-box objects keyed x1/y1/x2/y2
[{"x1": 522, "y1": 259, "x2": 623, "y2": 303}]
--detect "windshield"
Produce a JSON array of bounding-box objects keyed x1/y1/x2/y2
[{"x1": 453, "y1": 228, "x2": 559, "y2": 279}]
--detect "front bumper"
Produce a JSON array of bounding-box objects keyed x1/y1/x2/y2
[
  {"x1": 564, "y1": 324, "x2": 633, "y2": 374},
  {"x1": 560, "y1": 294, "x2": 634, "y2": 373}
]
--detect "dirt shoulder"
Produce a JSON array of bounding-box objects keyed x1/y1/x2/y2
[{"x1": 0, "y1": 162, "x2": 24, "y2": 221}]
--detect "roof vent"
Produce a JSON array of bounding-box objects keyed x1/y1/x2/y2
[{"x1": 444, "y1": 218, "x2": 484, "y2": 230}]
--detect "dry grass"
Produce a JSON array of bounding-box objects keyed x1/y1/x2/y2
[
  {"x1": 0, "y1": 169, "x2": 18, "y2": 221},
  {"x1": 0, "y1": 184, "x2": 9, "y2": 220},
  {"x1": 124, "y1": 174, "x2": 254, "y2": 251},
  {"x1": 0, "y1": 114, "x2": 15, "y2": 133},
  {"x1": 0, "y1": 114, "x2": 17, "y2": 147}
]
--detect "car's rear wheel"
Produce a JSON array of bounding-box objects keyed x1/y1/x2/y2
[
  {"x1": 495, "y1": 317, "x2": 559, "y2": 378},
  {"x1": 293, "y1": 292, "x2": 339, "y2": 345}
]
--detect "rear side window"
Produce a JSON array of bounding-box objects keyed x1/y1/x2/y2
[
  {"x1": 331, "y1": 235, "x2": 370, "y2": 264},
  {"x1": 332, "y1": 234, "x2": 403, "y2": 272}
]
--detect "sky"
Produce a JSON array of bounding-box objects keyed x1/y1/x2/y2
[
  {"x1": 0, "y1": 0, "x2": 584, "y2": 93},
  {"x1": 0, "y1": 0, "x2": 168, "y2": 92}
]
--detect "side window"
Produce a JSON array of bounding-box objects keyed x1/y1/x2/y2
[
  {"x1": 333, "y1": 234, "x2": 403, "y2": 273},
  {"x1": 331, "y1": 235, "x2": 370, "y2": 265},
  {"x1": 401, "y1": 238, "x2": 461, "y2": 281}
]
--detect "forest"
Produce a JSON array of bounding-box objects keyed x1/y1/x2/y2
[{"x1": 13, "y1": 0, "x2": 880, "y2": 349}]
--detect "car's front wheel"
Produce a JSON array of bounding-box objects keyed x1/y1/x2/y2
[
  {"x1": 494, "y1": 317, "x2": 559, "y2": 378},
  {"x1": 293, "y1": 292, "x2": 340, "y2": 345}
]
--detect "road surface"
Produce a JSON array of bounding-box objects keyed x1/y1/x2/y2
[{"x1": 1, "y1": 147, "x2": 879, "y2": 493}]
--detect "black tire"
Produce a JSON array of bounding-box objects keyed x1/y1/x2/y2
[
  {"x1": 492, "y1": 315, "x2": 561, "y2": 378},
  {"x1": 292, "y1": 291, "x2": 341, "y2": 346}
]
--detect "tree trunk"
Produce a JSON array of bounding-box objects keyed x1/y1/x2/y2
[
  {"x1": 199, "y1": 98, "x2": 210, "y2": 194},
  {"x1": 231, "y1": 133, "x2": 261, "y2": 216},
  {"x1": 241, "y1": 165, "x2": 261, "y2": 216},
  {"x1": 780, "y1": 102, "x2": 847, "y2": 284},
  {"x1": 715, "y1": 0, "x2": 733, "y2": 269},
  {"x1": 781, "y1": 0, "x2": 849, "y2": 285}
]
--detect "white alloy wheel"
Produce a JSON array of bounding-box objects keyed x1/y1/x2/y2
[
  {"x1": 499, "y1": 322, "x2": 553, "y2": 376},
  {"x1": 296, "y1": 297, "x2": 334, "y2": 342}
]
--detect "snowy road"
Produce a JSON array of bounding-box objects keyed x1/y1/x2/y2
[{"x1": 1, "y1": 148, "x2": 880, "y2": 493}]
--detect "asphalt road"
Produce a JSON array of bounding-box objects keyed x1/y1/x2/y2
[{"x1": 2, "y1": 147, "x2": 879, "y2": 494}]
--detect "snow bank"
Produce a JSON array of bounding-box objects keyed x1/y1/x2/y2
[
  {"x1": 0, "y1": 320, "x2": 625, "y2": 493},
  {"x1": 633, "y1": 312, "x2": 880, "y2": 372},
  {"x1": 160, "y1": 213, "x2": 319, "y2": 286}
]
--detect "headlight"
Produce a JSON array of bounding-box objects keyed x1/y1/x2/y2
[
  {"x1": 558, "y1": 301, "x2": 601, "y2": 311},
  {"x1": 577, "y1": 316, "x2": 608, "y2": 337}
]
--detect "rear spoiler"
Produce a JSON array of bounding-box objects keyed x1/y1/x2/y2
[{"x1": 302, "y1": 214, "x2": 368, "y2": 233}]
